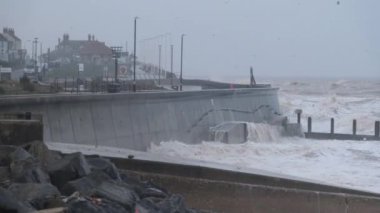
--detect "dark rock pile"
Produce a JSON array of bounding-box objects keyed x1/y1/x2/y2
[{"x1": 0, "y1": 141, "x2": 206, "y2": 213}]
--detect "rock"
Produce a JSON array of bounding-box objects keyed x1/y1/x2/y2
[
  {"x1": 10, "y1": 156, "x2": 51, "y2": 183},
  {"x1": 9, "y1": 147, "x2": 33, "y2": 162},
  {"x1": 9, "y1": 149, "x2": 50, "y2": 184},
  {"x1": 140, "y1": 187, "x2": 168, "y2": 200},
  {"x1": 22, "y1": 141, "x2": 62, "y2": 168},
  {"x1": 67, "y1": 197, "x2": 129, "y2": 213},
  {"x1": 0, "y1": 145, "x2": 17, "y2": 166},
  {"x1": 0, "y1": 166, "x2": 11, "y2": 187},
  {"x1": 62, "y1": 171, "x2": 138, "y2": 211},
  {"x1": 120, "y1": 173, "x2": 146, "y2": 195},
  {"x1": 8, "y1": 183, "x2": 62, "y2": 210},
  {"x1": 91, "y1": 181, "x2": 138, "y2": 211},
  {"x1": 61, "y1": 171, "x2": 112, "y2": 196},
  {"x1": 120, "y1": 174, "x2": 168, "y2": 199},
  {"x1": 139, "y1": 181, "x2": 168, "y2": 200},
  {"x1": 0, "y1": 187, "x2": 35, "y2": 213},
  {"x1": 0, "y1": 145, "x2": 50, "y2": 184},
  {"x1": 48, "y1": 152, "x2": 91, "y2": 189},
  {"x1": 86, "y1": 157, "x2": 121, "y2": 181}
]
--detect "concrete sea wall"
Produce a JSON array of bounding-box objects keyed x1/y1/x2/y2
[{"x1": 0, "y1": 88, "x2": 279, "y2": 151}]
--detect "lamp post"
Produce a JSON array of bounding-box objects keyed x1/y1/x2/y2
[
  {"x1": 133, "y1": 17, "x2": 138, "y2": 92},
  {"x1": 170, "y1": 44, "x2": 174, "y2": 86},
  {"x1": 158, "y1": 44, "x2": 162, "y2": 85},
  {"x1": 33, "y1": 38, "x2": 38, "y2": 75},
  {"x1": 179, "y1": 34, "x2": 185, "y2": 91}
]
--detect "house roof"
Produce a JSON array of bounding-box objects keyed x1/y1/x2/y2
[
  {"x1": 59, "y1": 40, "x2": 86, "y2": 51},
  {"x1": 80, "y1": 41, "x2": 112, "y2": 56},
  {"x1": 2, "y1": 28, "x2": 21, "y2": 42},
  {"x1": 9, "y1": 33, "x2": 21, "y2": 41},
  {"x1": 0, "y1": 33, "x2": 8, "y2": 41}
]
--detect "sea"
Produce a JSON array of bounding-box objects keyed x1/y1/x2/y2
[{"x1": 149, "y1": 79, "x2": 380, "y2": 193}]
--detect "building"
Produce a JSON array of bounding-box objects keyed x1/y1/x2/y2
[
  {"x1": 79, "y1": 37, "x2": 113, "y2": 65},
  {"x1": 49, "y1": 34, "x2": 113, "y2": 66},
  {"x1": 2, "y1": 28, "x2": 22, "y2": 62},
  {"x1": 0, "y1": 28, "x2": 26, "y2": 68},
  {"x1": 0, "y1": 33, "x2": 8, "y2": 63}
]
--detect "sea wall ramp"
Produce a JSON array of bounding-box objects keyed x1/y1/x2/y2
[{"x1": 0, "y1": 88, "x2": 280, "y2": 151}]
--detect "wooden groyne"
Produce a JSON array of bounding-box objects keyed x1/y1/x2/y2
[{"x1": 294, "y1": 110, "x2": 380, "y2": 141}]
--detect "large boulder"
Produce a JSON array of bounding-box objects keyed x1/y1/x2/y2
[
  {"x1": 86, "y1": 157, "x2": 121, "y2": 181},
  {"x1": 0, "y1": 145, "x2": 50, "y2": 185},
  {"x1": 8, "y1": 147, "x2": 32, "y2": 162},
  {"x1": 22, "y1": 141, "x2": 62, "y2": 168},
  {"x1": 8, "y1": 183, "x2": 62, "y2": 210},
  {"x1": 48, "y1": 152, "x2": 91, "y2": 189},
  {"x1": 0, "y1": 187, "x2": 35, "y2": 213},
  {"x1": 9, "y1": 147, "x2": 50, "y2": 183}
]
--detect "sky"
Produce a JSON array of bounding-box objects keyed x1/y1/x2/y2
[{"x1": 1, "y1": 0, "x2": 380, "y2": 79}]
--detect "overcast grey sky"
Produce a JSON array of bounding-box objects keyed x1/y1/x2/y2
[{"x1": 1, "y1": 0, "x2": 379, "y2": 79}]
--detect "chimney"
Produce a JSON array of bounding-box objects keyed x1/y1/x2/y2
[
  {"x1": 92, "y1": 35, "x2": 95, "y2": 41},
  {"x1": 63, "y1": 34, "x2": 69, "y2": 41},
  {"x1": 58, "y1": 38, "x2": 61, "y2": 44},
  {"x1": 88, "y1": 34, "x2": 91, "y2": 41}
]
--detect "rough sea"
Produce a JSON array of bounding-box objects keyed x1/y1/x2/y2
[{"x1": 149, "y1": 79, "x2": 380, "y2": 193}]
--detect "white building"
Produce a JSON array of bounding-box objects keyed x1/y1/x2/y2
[
  {"x1": 2, "y1": 28, "x2": 22, "y2": 62},
  {"x1": 0, "y1": 33, "x2": 8, "y2": 62}
]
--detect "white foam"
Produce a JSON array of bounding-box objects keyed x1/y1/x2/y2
[
  {"x1": 149, "y1": 138, "x2": 380, "y2": 193},
  {"x1": 150, "y1": 79, "x2": 380, "y2": 193},
  {"x1": 246, "y1": 123, "x2": 282, "y2": 142}
]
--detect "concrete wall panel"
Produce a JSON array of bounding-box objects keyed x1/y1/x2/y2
[
  {"x1": 47, "y1": 103, "x2": 74, "y2": 143},
  {"x1": 90, "y1": 101, "x2": 117, "y2": 147},
  {"x1": 69, "y1": 102, "x2": 96, "y2": 145},
  {"x1": 0, "y1": 88, "x2": 280, "y2": 150}
]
